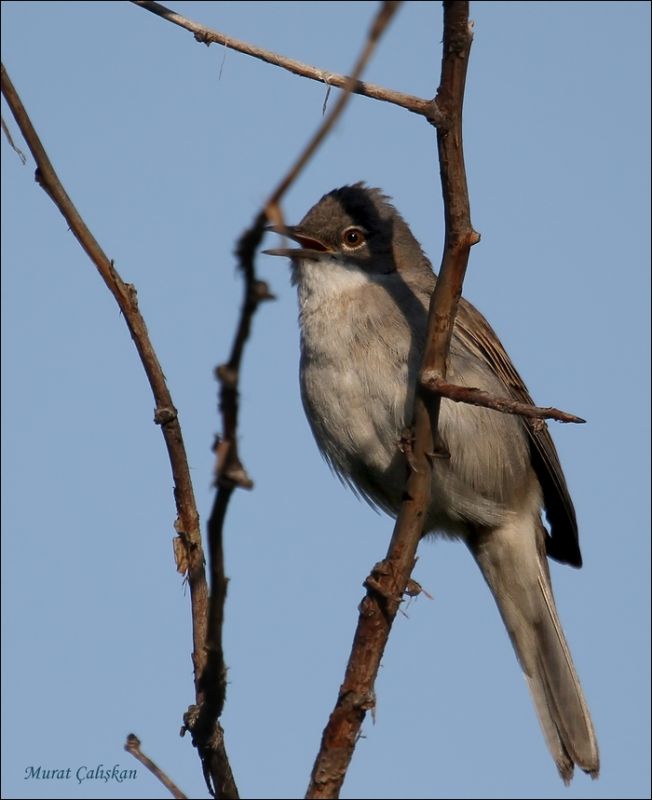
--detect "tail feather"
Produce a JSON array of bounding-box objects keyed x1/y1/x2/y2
[{"x1": 467, "y1": 518, "x2": 599, "y2": 782}]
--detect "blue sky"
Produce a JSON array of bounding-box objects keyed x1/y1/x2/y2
[{"x1": 2, "y1": 2, "x2": 650, "y2": 799}]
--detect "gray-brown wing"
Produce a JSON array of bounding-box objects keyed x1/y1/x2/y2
[{"x1": 454, "y1": 298, "x2": 582, "y2": 567}]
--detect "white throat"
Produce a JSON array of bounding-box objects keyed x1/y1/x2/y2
[{"x1": 295, "y1": 256, "x2": 375, "y2": 321}]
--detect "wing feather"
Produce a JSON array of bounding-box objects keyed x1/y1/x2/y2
[{"x1": 455, "y1": 299, "x2": 582, "y2": 567}]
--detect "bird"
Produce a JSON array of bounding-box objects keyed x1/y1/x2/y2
[{"x1": 264, "y1": 182, "x2": 599, "y2": 782}]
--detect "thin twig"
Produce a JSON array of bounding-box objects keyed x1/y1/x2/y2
[
  {"x1": 1, "y1": 114, "x2": 26, "y2": 163},
  {"x1": 125, "y1": 734, "x2": 187, "y2": 800},
  {"x1": 131, "y1": 0, "x2": 442, "y2": 124},
  {"x1": 265, "y1": 1, "x2": 402, "y2": 210},
  {"x1": 422, "y1": 376, "x2": 586, "y2": 424},
  {"x1": 188, "y1": 4, "x2": 402, "y2": 798},
  {"x1": 1, "y1": 57, "x2": 215, "y2": 787},
  {"x1": 305, "y1": 3, "x2": 475, "y2": 797}
]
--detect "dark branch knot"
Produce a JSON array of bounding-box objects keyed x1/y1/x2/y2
[{"x1": 154, "y1": 406, "x2": 178, "y2": 426}]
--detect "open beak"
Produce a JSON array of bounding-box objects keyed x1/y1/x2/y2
[{"x1": 263, "y1": 225, "x2": 332, "y2": 259}]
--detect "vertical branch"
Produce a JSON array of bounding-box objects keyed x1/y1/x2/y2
[
  {"x1": 188, "y1": 4, "x2": 402, "y2": 797},
  {"x1": 421, "y1": 0, "x2": 479, "y2": 392},
  {"x1": 306, "y1": 3, "x2": 477, "y2": 798},
  {"x1": 186, "y1": 216, "x2": 273, "y2": 800}
]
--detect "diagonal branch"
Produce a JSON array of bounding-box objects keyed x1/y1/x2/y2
[
  {"x1": 1, "y1": 58, "x2": 224, "y2": 795},
  {"x1": 125, "y1": 734, "x2": 187, "y2": 800},
  {"x1": 305, "y1": 3, "x2": 476, "y2": 797},
  {"x1": 131, "y1": 0, "x2": 442, "y2": 124},
  {"x1": 265, "y1": 1, "x2": 402, "y2": 211}
]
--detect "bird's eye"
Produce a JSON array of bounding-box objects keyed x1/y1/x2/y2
[{"x1": 341, "y1": 227, "x2": 366, "y2": 249}]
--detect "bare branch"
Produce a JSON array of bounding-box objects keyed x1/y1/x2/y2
[
  {"x1": 1, "y1": 60, "x2": 209, "y2": 687},
  {"x1": 422, "y1": 376, "x2": 586, "y2": 424},
  {"x1": 1, "y1": 114, "x2": 26, "y2": 163},
  {"x1": 1, "y1": 57, "x2": 221, "y2": 790},
  {"x1": 131, "y1": 0, "x2": 442, "y2": 124},
  {"x1": 124, "y1": 734, "x2": 187, "y2": 800},
  {"x1": 305, "y1": 3, "x2": 476, "y2": 797},
  {"x1": 182, "y1": 169, "x2": 272, "y2": 800},
  {"x1": 265, "y1": 1, "x2": 402, "y2": 210},
  {"x1": 186, "y1": 4, "x2": 401, "y2": 797}
]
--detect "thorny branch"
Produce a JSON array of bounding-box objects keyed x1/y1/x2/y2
[
  {"x1": 184, "y1": 3, "x2": 401, "y2": 798},
  {"x1": 131, "y1": 0, "x2": 441, "y2": 124}
]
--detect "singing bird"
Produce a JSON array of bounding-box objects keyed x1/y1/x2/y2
[{"x1": 265, "y1": 183, "x2": 599, "y2": 782}]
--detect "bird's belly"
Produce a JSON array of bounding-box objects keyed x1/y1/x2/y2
[
  {"x1": 300, "y1": 359, "x2": 410, "y2": 509},
  {"x1": 300, "y1": 353, "x2": 534, "y2": 534}
]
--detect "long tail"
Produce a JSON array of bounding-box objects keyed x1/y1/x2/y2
[{"x1": 467, "y1": 517, "x2": 600, "y2": 783}]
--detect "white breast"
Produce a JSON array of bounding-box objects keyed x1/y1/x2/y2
[
  {"x1": 295, "y1": 257, "x2": 413, "y2": 502},
  {"x1": 293, "y1": 255, "x2": 531, "y2": 531}
]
